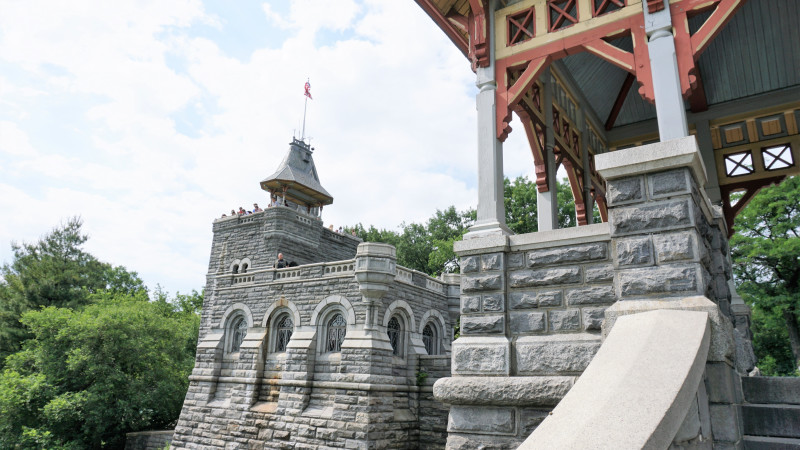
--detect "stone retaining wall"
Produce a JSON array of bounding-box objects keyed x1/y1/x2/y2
[{"x1": 124, "y1": 430, "x2": 173, "y2": 450}]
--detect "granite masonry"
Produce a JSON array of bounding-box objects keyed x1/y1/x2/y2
[
  {"x1": 168, "y1": 139, "x2": 460, "y2": 449},
  {"x1": 149, "y1": 137, "x2": 776, "y2": 449},
  {"x1": 434, "y1": 137, "x2": 757, "y2": 449}
]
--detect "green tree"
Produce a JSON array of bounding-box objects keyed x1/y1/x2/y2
[
  {"x1": 353, "y1": 176, "x2": 601, "y2": 275},
  {"x1": 352, "y1": 207, "x2": 475, "y2": 276},
  {"x1": 731, "y1": 176, "x2": 800, "y2": 373},
  {"x1": 504, "y1": 176, "x2": 538, "y2": 234},
  {"x1": 0, "y1": 218, "x2": 147, "y2": 363},
  {"x1": 0, "y1": 293, "x2": 199, "y2": 449}
]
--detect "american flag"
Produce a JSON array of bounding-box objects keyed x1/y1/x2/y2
[{"x1": 304, "y1": 81, "x2": 312, "y2": 99}]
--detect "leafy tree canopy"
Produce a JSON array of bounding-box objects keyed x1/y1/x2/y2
[
  {"x1": 0, "y1": 293, "x2": 199, "y2": 449},
  {"x1": 353, "y1": 176, "x2": 590, "y2": 275},
  {"x1": 731, "y1": 176, "x2": 800, "y2": 374},
  {"x1": 0, "y1": 218, "x2": 147, "y2": 362}
]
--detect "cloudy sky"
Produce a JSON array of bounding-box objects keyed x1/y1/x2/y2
[{"x1": 0, "y1": 0, "x2": 535, "y2": 295}]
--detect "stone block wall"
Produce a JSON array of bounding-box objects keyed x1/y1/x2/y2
[
  {"x1": 438, "y1": 137, "x2": 748, "y2": 449},
  {"x1": 208, "y1": 207, "x2": 360, "y2": 277},
  {"x1": 124, "y1": 430, "x2": 173, "y2": 450},
  {"x1": 598, "y1": 137, "x2": 744, "y2": 448},
  {"x1": 173, "y1": 214, "x2": 459, "y2": 449},
  {"x1": 419, "y1": 355, "x2": 451, "y2": 449},
  {"x1": 440, "y1": 225, "x2": 610, "y2": 449}
]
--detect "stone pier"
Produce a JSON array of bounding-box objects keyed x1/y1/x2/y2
[{"x1": 436, "y1": 137, "x2": 748, "y2": 449}]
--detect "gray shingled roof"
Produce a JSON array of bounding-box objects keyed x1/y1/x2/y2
[{"x1": 260, "y1": 138, "x2": 333, "y2": 206}]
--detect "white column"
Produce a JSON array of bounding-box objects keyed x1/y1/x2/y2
[
  {"x1": 467, "y1": 0, "x2": 511, "y2": 237},
  {"x1": 644, "y1": 0, "x2": 689, "y2": 141},
  {"x1": 538, "y1": 71, "x2": 559, "y2": 231}
]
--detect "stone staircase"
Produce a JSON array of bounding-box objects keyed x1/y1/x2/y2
[{"x1": 742, "y1": 377, "x2": 800, "y2": 449}]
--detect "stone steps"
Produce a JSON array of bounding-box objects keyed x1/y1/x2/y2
[
  {"x1": 742, "y1": 377, "x2": 800, "y2": 445},
  {"x1": 743, "y1": 377, "x2": 800, "y2": 405},
  {"x1": 742, "y1": 404, "x2": 800, "y2": 438},
  {"x1": 744, "y1": 435, "x2": 800, "y2": 449}
]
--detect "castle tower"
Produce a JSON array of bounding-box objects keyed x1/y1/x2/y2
[
  {"x1": 260, "y1": 137, "x2": 332, "y2": 217},
  {"x1": 169, "y1": 135, "x2": 460, "y2": 449}
]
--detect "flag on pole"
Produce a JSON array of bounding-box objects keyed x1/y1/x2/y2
[{"x1": 304, "y1": 81, "x2": 312, "y2": 99}]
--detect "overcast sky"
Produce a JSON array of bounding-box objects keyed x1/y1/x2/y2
[{"x1": 0, "y1": 0, "x2": 536, "y2": 295}]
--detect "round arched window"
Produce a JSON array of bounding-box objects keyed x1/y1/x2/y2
[
  {"x1": 229, "y1": 316, "x2": 248, "y2": 353},
  {"x1": 326, "y1": 313, "x2": 347, "y2": 352},
  {"x1": 276, "y1": 315, "x2": 293, "y2": 352},
  {"x1": 423, "y1": 323, "x2": 438, "y2": 355},
  {"x1": 387, "y1": 317, "x2": 402, "y2": 356}
]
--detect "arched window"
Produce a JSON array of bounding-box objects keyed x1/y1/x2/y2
[
  {"x1": 326, "y1": 313, "x2": 347, "y2": 352},
  {"x1": 229, "y1": 316, "x2": 248, "y2": 353},
  {"x1": 232, "y1": 264, "x2": 239, "y2": 274},
  {"x1": 241, "y1": 262, "x2": 248, "y2": 273},
  {"x1": 423, "y1": 323, "x2": 439, "y2": 355},
  {"x1": 387, "y1": 317, "x2": 403, "y2": 356},
  {"x1": 276, "y1": 314, "x2": 293, "y2": 352}
]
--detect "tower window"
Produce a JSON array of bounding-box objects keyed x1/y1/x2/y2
[
  {"x1": 387, "y1": 317, "x2": 403, "y2": 357},
  {"x1": 423, "y1": 323, "x2": 439, "y2": 355},
  {"x1": 326, "y1": 313, "x2": 347, "y2": 352},
  {"x1": 276, "y1": 315, "x2": 293, "y2": 352},
  {"x1": 229, "y1": 316, "x2": 248, "y2": 353}
]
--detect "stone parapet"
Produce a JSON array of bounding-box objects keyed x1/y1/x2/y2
[
  {"x1": 595, "y1": 137, "x2": 744, "y2": 448},
  {"x1": 441, "y1": 224, "x2": 612, "y2": 449}
]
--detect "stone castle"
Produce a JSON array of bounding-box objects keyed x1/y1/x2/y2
[
  {"x1": 147, "y1": 134, "x2": 798, "y2": 450},
  {"x1": 169, "y1": 138, "x2": 460, "y2": 449},
  {"x1": 124, "y1": 1, "x2": 800, "y2": 448}
]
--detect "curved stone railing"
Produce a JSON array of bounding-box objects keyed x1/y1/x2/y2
[{"x1": 519, "y1": 309, "x2": 710, "y2": 449}]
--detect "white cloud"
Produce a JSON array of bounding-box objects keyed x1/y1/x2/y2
[
  {"x1": 0, "y1": 121, "x2": 38, "y2": 156},
  {"x1": 0, "y1": 0, "x2": 542, "y2": 295}
]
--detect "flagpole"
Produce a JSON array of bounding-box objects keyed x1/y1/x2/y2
[{"x1": 301, "y1": 94, "x2": 308, "y2": 141}]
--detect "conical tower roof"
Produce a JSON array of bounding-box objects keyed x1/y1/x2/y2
[{"x1": 260, "y1": 138, "x2": 333, "y2": 206}]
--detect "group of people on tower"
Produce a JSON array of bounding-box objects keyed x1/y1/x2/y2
[{"x1": 219, "y1": 195, "x2": 290, "y2": 218}]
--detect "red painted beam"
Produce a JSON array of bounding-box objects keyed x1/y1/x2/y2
[
  {"x1": 605, "y1": 72, "x2": 635, "y2": 130},
  {"x1": 688, "y1": 67, "x2": 708, "y2": 112},
  {"x1": 414, "y1": 0, "x2": 469, "y2": 58}
]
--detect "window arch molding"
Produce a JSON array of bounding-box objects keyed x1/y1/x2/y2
[
  {"x1": 218, "y1": 302, "x2": 254, "y2": 330},
  {"x1": 311, "y1": 295, "x2": 355, "y2": 355},
  {"x1": 383, "y1": 300, "x2": 416, "y2": 359},
  {"x1": 382, "y1": 300, "x2": 416, "y2": 333},
  {"x1": 310, "y1": 295, "x2": 355, "y2": 328},
  {"x1": 419, "y1": 309, "x2": 449, "y2": 356},
  {"x1": 261, "y1": 298, "x2": 301, "y2": 329},
  {"x1": 219, "y1": 303, "x2": 254, "y2": 355},
  {"x1": 239, "y1": 257, "x2": 252, "y2": 273}
]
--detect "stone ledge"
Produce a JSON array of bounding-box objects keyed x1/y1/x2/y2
[
  {"x1": 508, "y1": 223, "x2": 610, "y2": 251},
  {"x1": 595, "y1": 136, "x2": 708, "y2": 187},
  {"x1": 454, "y1": 234, "x2": 510, "y2": 256},
  {"x1": 433, "y1": 376, "x2": 574, "y2": 406}
]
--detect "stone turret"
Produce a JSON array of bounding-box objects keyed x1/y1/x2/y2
[{"x1": 260, "y1": 138, "x2": 332, "y2": 216}]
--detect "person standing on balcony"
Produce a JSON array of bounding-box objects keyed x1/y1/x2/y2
[{"x1": 274, "y1": 253, "x2": 287, "y2": 269}]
